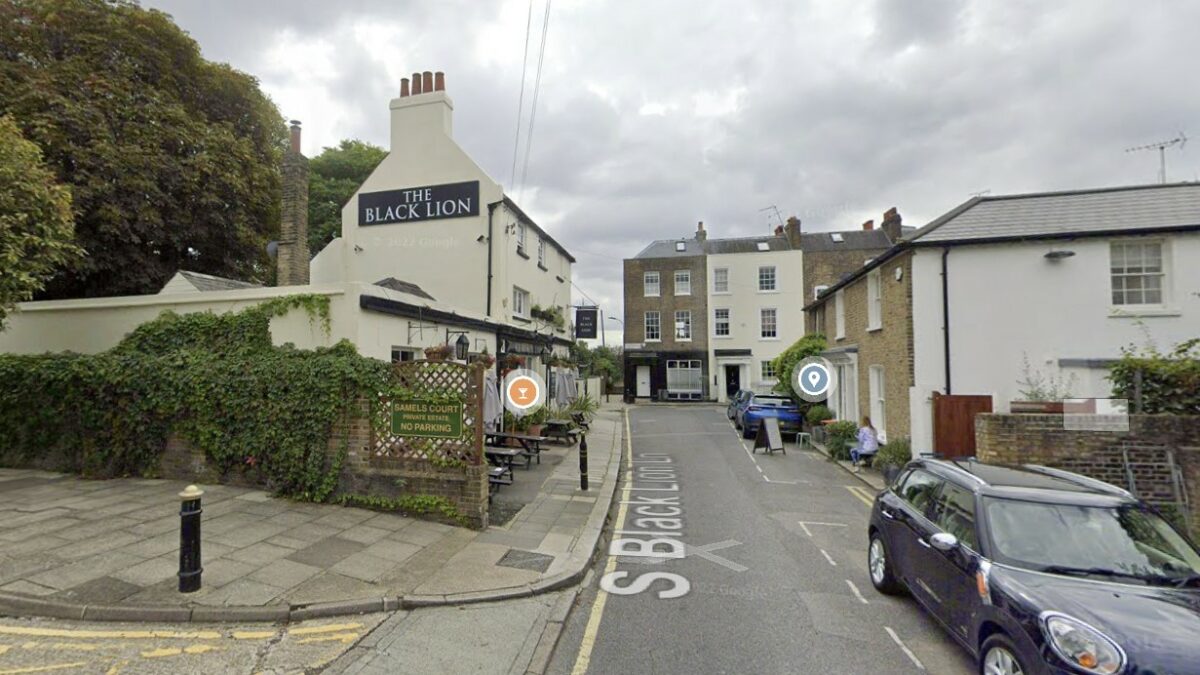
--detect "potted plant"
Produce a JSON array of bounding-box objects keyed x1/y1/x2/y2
[
  {"x1": 424, "y1": 344, "x2": 452, "y2": 361},
  {"x1": 873, "y1": 436, "x2": 912, "y2": 485},
  {"x1": 825, "y1": 420, "x2": 858, "y2": 461},
  {"x1": 805, "y1": 404, "x2": 834, "y2": 431},
  {"x1": 474, "y1": 349, "x2": 496, "y2": 368},
  {"x1": 525, "y1": 405, "x2": 548, "y2": 437},
  {"x1": 501, "y1": 354, "x2": 525, "y2": 373}
]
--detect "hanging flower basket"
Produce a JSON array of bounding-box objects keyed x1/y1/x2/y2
[{"x1": 424, "y1": 345, "x2": 452, "y2": 361}]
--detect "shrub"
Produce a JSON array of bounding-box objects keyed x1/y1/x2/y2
[
  {"x1": 771, "y1": 334, "x2": 828, "y2": 398},
  {"x1": 825, "y1": 420, "x2": 858, "y2": 461},
  {"x1": 806, "y1": 404, "x2": 834, "y2": 426},
  {"x1": 876, "y1": 436, "x2": 912, "y2": 468},
  {"x1": 1109, "y1": 339, "x2": 1200, "y2": 415}
]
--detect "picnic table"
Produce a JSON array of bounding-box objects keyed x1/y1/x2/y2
[
  {"x1": 485, "y1": 431, "x2": 548, "y2": 466},
  {"x1": 571, "y1": 411, "x2": 590, "y2": 430},
  {"x1": 543, "y1": 419, "x2": 581, "y2": 445}
]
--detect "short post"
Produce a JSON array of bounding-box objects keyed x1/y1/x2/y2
[
  {"x1": 178, "y1": 484, "x2": 204, "y2": 593},
  {"x1": 579, "y1": 433, "x2": 589, "y2": 491}
]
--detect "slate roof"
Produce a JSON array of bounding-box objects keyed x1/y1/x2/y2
[
  {"x1": 704, "y1": 236, "x2": 792, "y2": 254},
  {"x1": 913, "y1": 182, "x2": 1200, "y2": 244},
  {"x1": 633, "y1": 238, "x2": 707, "y2": 259},
  {"x1": 798, "y1": 229, "x2": 894, "y2": 251},
  {"x1": 177, "y1": 270, "x2": 262, "y2": 291},
  {"x1": 373, "y1": 277, "x2": 437, "y2": 301}
]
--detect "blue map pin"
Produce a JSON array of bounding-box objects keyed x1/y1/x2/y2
[{"x1": 799, "y1": 363, "x2": 830, "y2": 396}]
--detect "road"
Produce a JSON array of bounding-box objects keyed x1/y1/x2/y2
[{"x1": 549, "y1": 405, "x2": 976, "y2": 675}]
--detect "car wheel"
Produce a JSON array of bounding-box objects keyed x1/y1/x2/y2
[
  {"x1": 742, "y1": 425, "x2": 754, "y2": 439},
  {"x1": 979, "y1": 634, "x2": 1029, "y2": 675},
  {"x1": 867, "y1": 531, "x2": 902, "y2": 595}
]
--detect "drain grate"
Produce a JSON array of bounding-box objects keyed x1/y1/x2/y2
[{"x1": 496, "y1": 548, "x2": 555, "y2": 573}]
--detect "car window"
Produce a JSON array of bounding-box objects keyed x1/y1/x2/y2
[
  {"x1": 896, "y1": 469, "x2": 941, "y2": 518},
  {"x1": 930, "y1": 482, "x2": 977, "y2": 549}
]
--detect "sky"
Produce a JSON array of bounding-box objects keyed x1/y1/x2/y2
[{"x1": 143, "y1": 0, "x2": 1200, "y2": 347}]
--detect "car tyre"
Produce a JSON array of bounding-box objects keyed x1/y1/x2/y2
[
  {"x1": 867, "y1": 531, "x2": 902, "y2": 595},
  {"x1": 742, "y1": 425, "x2": 754, "y2": 439},
  {"x1": 979, "y1": 634, "x2": 1029, "y2": 675}
]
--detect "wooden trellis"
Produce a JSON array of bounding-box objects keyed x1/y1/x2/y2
[{"x1": 371, "y1": 361, "x2": 484, "y2": 466}]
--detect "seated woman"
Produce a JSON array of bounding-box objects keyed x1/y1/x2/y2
[{"x1": 850, "y1": 416, "x2": 879, "y2": 472}]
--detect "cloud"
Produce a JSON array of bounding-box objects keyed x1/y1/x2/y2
[{"x1": 144, "y1": 0, "x2": 1200, "y2": 342}]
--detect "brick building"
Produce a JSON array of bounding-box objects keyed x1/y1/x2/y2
[{"x1": 623, "y1": 229, "x2": 710, "y2": 400}]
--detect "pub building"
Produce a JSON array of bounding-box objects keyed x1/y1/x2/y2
[{"x1": 0, "y1": 71, "x2": 577, "y2": 382}]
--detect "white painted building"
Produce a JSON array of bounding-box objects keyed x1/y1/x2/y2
[
  {"x1": 705, "y1": 236, "x2": 804, "y2": 402},
  {"x1": 905, "y1": 183, "x2": 1200, "y2": 454}
]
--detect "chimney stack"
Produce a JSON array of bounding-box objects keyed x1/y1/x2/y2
[
  {"x1": 881, "y1": 207, "x2": 903, "y2": 243},
  {"x1": 862, "y1": 219, "x2": 874, "y2": 231},
  {"x1": 391, "y1": 69, "x2": 454, "y2": 150},
  {"x1": 695, "y1": 221, "x2": 707, "y2": 242},
  {"x1": 277, "y1": 120, "x2": 310, "y2": 286},
  {"x1": 783, "y1": 216, "x2": 802, "y2": 249}
]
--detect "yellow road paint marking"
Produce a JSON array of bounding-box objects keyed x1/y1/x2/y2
[
  {"x1": 295, "y1": 632, "x2": 359, "y2": 645},
  {"x1": 0, "y1": 646, "x2": 8, "y2": 656},
  {"x1": 104, "y1": 661, "x2": 126, "y2": 675},
  {"x1": 571, "y1": 409, "x2": 633, "y2": 675},
  {"x1": 287, "y1": 623, "x2": 362, "y2": 637},
  {"x1": 0, "y1": 663, "x2": 89, "y2": 674},
  {"x1": 140, "y1": 644, "x2": 220, "y2": 659},
  {"x1": 231, "y1": 631, "x2": 276, "y2": 640},
  {"x1": 845, "y1": 485, "x2": 874, "y2": 507},
  {"x1": 20, "y1": 642, "x2": 105, "y2": 652},
  {"x1": 0, "y1": 627, "x2": 219, "y2": 641}
]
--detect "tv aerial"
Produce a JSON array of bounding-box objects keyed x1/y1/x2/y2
[
  {"x1": 1125, "y1": 132, "x2": 1187, "y2": 184},
  {"x1": 759, "y1": 205, "x2": 784, "y2": 231}
]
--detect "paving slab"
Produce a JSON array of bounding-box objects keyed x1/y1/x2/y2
[{"x1": 0, "y1": 404, "x2": 625, "y2": 622}]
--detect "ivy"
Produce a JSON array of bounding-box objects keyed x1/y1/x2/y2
[
  {"x1": 0, "y1": 295, "x2": 390, "y2": 501},
  {"x1": 338, "y1": 493, "x2": 468, "y2": 526}
]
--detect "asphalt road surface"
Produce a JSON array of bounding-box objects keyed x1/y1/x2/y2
[{"x1": 549, "y1": 405, "x2": 976, "y2": 675}]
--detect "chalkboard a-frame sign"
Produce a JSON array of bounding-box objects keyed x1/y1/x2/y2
[{"x1": 359, "y1": 181, "x2": 480, "y2": 226}]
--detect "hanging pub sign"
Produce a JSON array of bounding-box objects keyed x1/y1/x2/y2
[
  {"x1": 575, "y1": 308, "x2": 598, "y2": 339},
  {"x1": 359, "y1": 181, "x2": 480, "y2": 226}
]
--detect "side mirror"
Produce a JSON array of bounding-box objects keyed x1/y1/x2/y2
[{"x1": 930, "y1": 532, "x2": 959, "y2": 552}]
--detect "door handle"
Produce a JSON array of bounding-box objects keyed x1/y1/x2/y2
[
  {"x1": 881, "y1": 509, "x2": 896, "y2": 520},
  {"x1": 917, "y1": 538, "x2": 931, "y2": 548}
]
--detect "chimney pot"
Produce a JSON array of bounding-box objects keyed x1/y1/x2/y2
[
  {"x1": 422, "y1": 71, "x2": 434, "y2": 93},
  {"x1": 288, "y1": 120, "x2": 301, "y2": 154},
  {"x1": 862, "y1": 219, "x2": 874, "y2": 231},
  {"x1": 434, "y1": 71, "x2": 445, "y2": 91},
  {"x1": 774, "y1": 225, "x2": 784, "y2": 236},
  {"x1": 412, "y1": 71, "x2": 423, "y2": 94},
  {"x1": 400, "y1": 78, "x2": 410, "y2": 97}
]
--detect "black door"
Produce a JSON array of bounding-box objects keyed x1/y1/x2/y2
[{"x1": 724, "y1": 365, "x2": 740, "y2": 398}]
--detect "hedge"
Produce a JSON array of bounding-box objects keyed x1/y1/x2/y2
[{"x1": 1109, "y1": 339, "x2": 1200, "y2": 415}]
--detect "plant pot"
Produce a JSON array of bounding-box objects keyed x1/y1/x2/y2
[{"x1": 1010, "y1": 400, "x2": 1064, "y2": 414}]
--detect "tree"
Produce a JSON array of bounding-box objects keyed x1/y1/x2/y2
[
  {"x1": 0, "y1": 116, "x2": 81, "y2": 325},
  {"x1": 0, "y1": 0, "x2": 287, "y2": 299},
  {"x1": 571, "y1": 342, "x2": 622, "y2": 383},
  {"x1": 308, "y1": 140, "x2": 387, "y2": 253},
  {"x1": 771, "y1": 333, "x2": 828, "y2": 399}
]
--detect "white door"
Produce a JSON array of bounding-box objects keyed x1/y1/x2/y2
[{"x1": 636, "y1": 366, "x2": 651, "y2": 397}]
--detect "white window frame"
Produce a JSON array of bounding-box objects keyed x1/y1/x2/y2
[
  {"x1": 758, "y1": 265, "x2": 777, "y2": 292},
  {"x1": 644, "y1": 271, "x2": 660, "y2": 297},
  {"x1": 666, "y1": 359, "x2": 703, "y2": 394},
  {"x1": 674, "y1": 310, "x2": 692, "y2": 341},
  {"x1": 761, "y1": 360, "x2": 777, "y2": 380},
  {"x1": 713, "y1": 308, "x2": 730, "y2": 337},
  {"x1": 712, "y1": 267, "x2": 729, "y2": 294},
  {"x1": 674, "y1": 270, "x2": 691, "y2": 296},
  {"x1": 833, "y1": 359, "x2": 859, "y2": 422},
  {"x1": 813, "y1": 284, "x2": 829, "y2": 300},
  {"x1": 869, "y1": 365, "x2": 887, "y2": 443},
  {"x1": 537, "y1": 237, "x2": 546, "y2": 266},
  {"x1": 516, "y1": 223, "x2": 527, "y2": 253},
  {"x1": 644, "y1": 311, "x2": 661, "y2": 342},
  {"x1": 835, "y1": 290, "x2": 846, "y2": 340},
  {"x1": 867, "y1": 268, "x2": 882, "y2": 331},
  {"x1": 760, "y1": 307, "x2": 778, "y2": 339},
  {"x1": 512, "y1": 286, "x2": 529, "y2": 318},
  {"x1": 1110, "y1": 240, "x2": 1168, "y2": 308}
]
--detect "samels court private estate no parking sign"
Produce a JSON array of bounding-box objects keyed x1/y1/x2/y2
[{"x1": 358, "y1": 181, "x2": 480, "y2": 225}]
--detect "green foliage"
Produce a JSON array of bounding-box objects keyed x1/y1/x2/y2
[
  {"x1": 0, "y1": 295, "x2": 391, "y2": 501},
  {"x1": 771, "y1": 334, "x2": 829, "y2": 398},
  {"x1": 876, "y1": 436, "x2": 912, "y2": 468},
  {"x1": 1016, "y1": 352, "x2": 1077, "y2": 401},
  {"x1": 805, "y1": 404, "x2": 834, "y2": 426},
  {"x1": 569, "y1": 393, "x2": 599, "y2": 417},
  {"x1": 0, "y1": 116, "x2": 82, "y2": 326},
  {"x1": 825, "y1": 420, "x2": 858, "y2": 461},
  {"x1": 530, "y1": 304, "x2": 566, "y2": 330},
  {"x1": 571, "y1": 342, "x2": 621, "y2": 383},
  {"x1": 337, "y1": 493, "x2": 467, "y2": 526},
  {"x1": 0, "y1": 0, "x2": 287, "y2": 298},
  {"x1": 1109, "y1": 339, "x2": 1200, "y2": 415},
  {"x1": 308, "y1": 140, "x2": 387, "y2": 253}
]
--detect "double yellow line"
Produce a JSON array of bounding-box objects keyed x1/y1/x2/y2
[{"x1": 845, "y1": 485, "x2": 877, "y2": 508}]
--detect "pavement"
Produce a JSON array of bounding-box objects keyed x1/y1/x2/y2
[
  {"x1": 547, "y1": 404, "x2": 976, "y2": 675},
  {"x1": 0, "y1": 406, "x2": 623, "y2": 624}
]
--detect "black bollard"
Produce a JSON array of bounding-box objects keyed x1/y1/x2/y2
[
  {"x1": 579, "y1": 433, "x2": 589, "y2": 491},
  {"x1": 178, "y1": 484, "x2": 204, "y2": 593}
]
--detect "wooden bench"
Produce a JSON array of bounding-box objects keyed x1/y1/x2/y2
[
  {"x1": 571, "y1": 411, "x2": 590, "y2": 430},
  {"x1": 543, "y1": 420, "x2": 581, "y2": 445},
  {"x1": 488, "y1": 465, "x2": 513, "y2": 501},
  {"x1": 485, "y1": 432, "x2": 547, "y2": 466},
  {"x1": 485, "y1": 447, "x2": 527, "y2": 470}
]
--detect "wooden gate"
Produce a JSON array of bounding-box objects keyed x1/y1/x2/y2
[{"x1": 933, "y1": 393, "x2": 993, "y2": 459}]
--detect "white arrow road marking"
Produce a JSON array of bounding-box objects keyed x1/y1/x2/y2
[{"x1": 819, "y1": 549, "x2": 838, "y2": 566}]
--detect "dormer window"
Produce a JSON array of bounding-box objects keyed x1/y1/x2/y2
[
  {"x1": 830, "y1": 233, "x2": 844, "y2": 243},
  {"x1": 675, "y1": 241, "x2": 686, "y2": 252},
  {"x1": 756, "y1": 241, "x2": 769, "y2": 251}
]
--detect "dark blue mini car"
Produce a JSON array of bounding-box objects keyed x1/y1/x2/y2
[
  {"x1": 735, "y1": 393, "x2": 803, "y2": 439},
  {"x1": 868, "y1": 459, "x2": 1200, "y2": 675}
]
